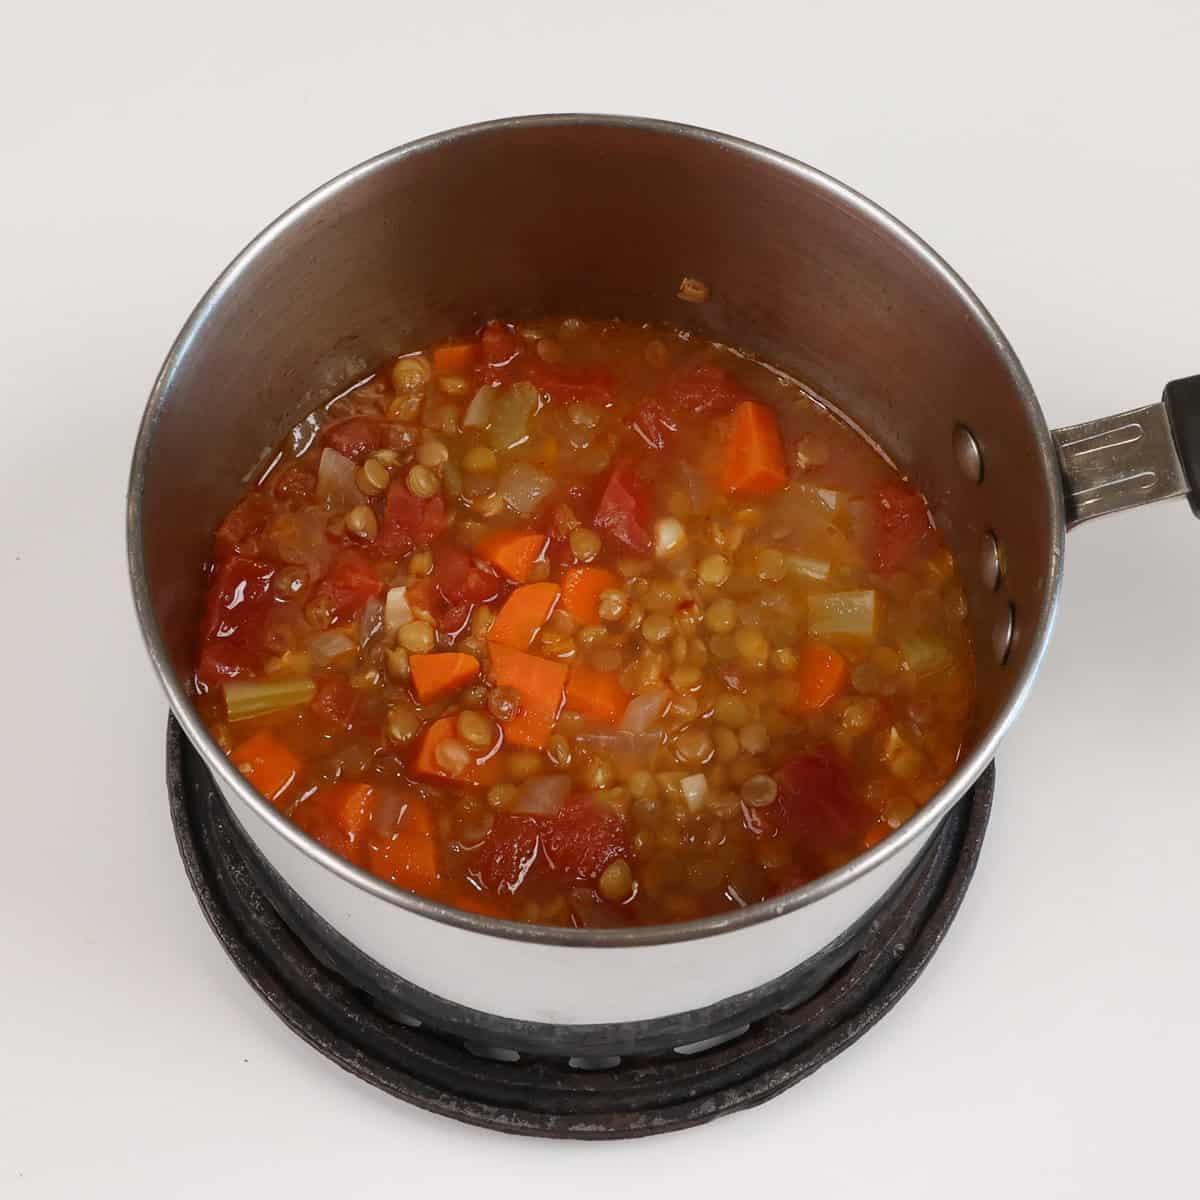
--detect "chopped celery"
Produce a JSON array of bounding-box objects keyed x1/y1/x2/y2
[
  {"x1": 898, "y1": 633, "x2": 953, "y2": 678},
  {"x1": 224, "y1": 676, "x2": 316, "y2": 722},
  {"x1": 807, "y1": 589, "x2": 879, "y2": 641},
  {"x1": 800, "y1": 484, "x2": 846, "y2": 513},
  {"x1": 785, "y1": 553, "x2": 832, "y2": 582},
  {"x1": 487, "y1": 381, "x2": 539, "y2": 450}
]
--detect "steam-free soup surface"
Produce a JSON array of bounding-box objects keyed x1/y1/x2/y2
[{"x1": 194, "y1": 318, "x2": 974, "y2": 927}]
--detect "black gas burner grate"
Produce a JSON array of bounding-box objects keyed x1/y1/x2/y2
[{"x1": 167, "y1": 716, "x2": 992, "y2": 1139}]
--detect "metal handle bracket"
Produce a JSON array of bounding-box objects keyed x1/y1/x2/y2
[{"x1": 1053, "y1": 402, "x2": 1189, "y2": 528}]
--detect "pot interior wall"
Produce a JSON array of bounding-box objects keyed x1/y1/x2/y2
[{"x1": 138, "y1": 119, "x2": 1057, "y2": 744}]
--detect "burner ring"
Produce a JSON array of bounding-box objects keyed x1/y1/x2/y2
[{"x1": 168, "y1": 716, "x2": 992, "y2": 1139}]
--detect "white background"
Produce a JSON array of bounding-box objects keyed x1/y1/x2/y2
[{"x1": 3, "y1": 1, "x2": 1197, "y2": 1195}]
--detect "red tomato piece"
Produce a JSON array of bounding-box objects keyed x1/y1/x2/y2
[
  {"x1": 770, "y1": 752, "x2": 863, "y2": 845},
  {"x1": 540, "y1": 796, "x2": 631, "y2": 884},
  {"x1": 323, "y1": 417, "x2": 385, "y2": 460},
  {"x1": 197, "y1": 555, "x2": 276, "y2": 684},
  {"x1": 311, "y1": 674, "x2": 356, "y2": 729},
  {"x1": 272, "y1": 463, "x2": 316, "y2": 500},
  {"x1": 527, "y1": 360, "x2": 614, "y2": 406},
  {"x1": 480, "y1": 320, "x2": 522, "y2": 367},
  {"x1": 628, "y1": 398, "x2": 678, "y2": 451},
  {"x1": 669, "y1": 363, "x2": 748, "y2": 415},
  {"x1": 377, "y1": 482, "x2": 448, "y2": 556},
  {"x1": 315, "y1": 551, "x2": 384, "y2": 623},
  {"x1": 433, "y1": 545, "x2": 502, "y2": 607},
  {"x1": 593, "y1": 461, "x2": 653, "y2": 555},
  {"x1": 874, "y1": 482, "x2": 931, "y2": 573},
  {"x1": 213, "y1": 492, "x2": 272, "y2": 560},
  {"x1": 475, "y1": 814, "x2": 542, "y2": 895}
]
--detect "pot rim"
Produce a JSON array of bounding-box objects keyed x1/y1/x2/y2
[{"x1": 127, "y1": 112, "x2": 1065, "y2": 949}]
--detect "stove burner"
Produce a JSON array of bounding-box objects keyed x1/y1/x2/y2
[{"x1": 168, "y1": 717, "x2": 992, "y2": 1139}]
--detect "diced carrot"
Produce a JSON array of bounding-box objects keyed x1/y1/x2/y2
[
  {"x1": 488, "y1": 583, "x2": 560, "y2": 650},
  {"x1": 230, "y1": 731, "x2": 301, "y2": 802},
  {"x1": 431, "y1": 342, "x2": 478, "y2": 373},
  {"x1": 409, "y1": 652, "x2": 480, "y2": 703},
  {"x1": 489, "y1": 643, "x2": 569, "y2": 749},
  {"x1": 721, "y1": 400, "x2": 788, "y2": 496},
  {"x1": 565, "y1": 663, "x2": 628, "y2": 725},
  {"x1": 368, "y1": 796, "x2": 440, "y2": 892},
  {"x1": 413, "y1": 716, "x2": 503, "y2": 787},
  {"x1": 474, "y1": 529, "x2": 547, "y2": 583},
  {"x1": 329, "y1": 782, "x2": 375, "y2": 839},
  {"x1": 780, "y1": 642, "x2": 849, "y2": 714},
  {"x1": 559, "y1": 566, "x2": 619, "y2": 625}
]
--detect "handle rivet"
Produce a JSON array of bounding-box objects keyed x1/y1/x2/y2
[
  {"x1": 953, "y1": 424, "x2": 983, "y2": 483},
  {"x1": 980, "y1": 532, "x2": 1004, "y2": 591},
  {"x1": 993, "y1": 603, "x2": 1015, "y2": 664}
]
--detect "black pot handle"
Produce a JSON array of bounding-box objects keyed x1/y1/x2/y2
[
  {"x1": 1052, "y1": 375, "x2": 1200, "y2": 527},
  {"x1": 1164, "y1": 375, "x2": 1200, "y2": 518}
]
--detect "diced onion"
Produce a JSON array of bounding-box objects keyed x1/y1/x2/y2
[
  {"x1": 808, "y1": 590, "x2": 879, "y2": 641},
  {"x1": 487, "y1": 382, "x2": 539, "y2": 451},
  {"x1": 574, "y1": 728, "x2": 662, "y2": 759},
  {"x1": 785, "y1": 553, "x2": 831, "y2": 582},
  {"x1": 308, "y1": 631, "x2": 356, "y2": 666},
  {"x1": 511, "y1": 774, "x2": 571, "y2": 815},
  {"x1": 620, "y1": 689, "x2": 670, "y2": 732},
  {"x1": 383, "y1": 586, "x2": 412, "y2": 635},
  {"x1": 316, "y1": 447, "x2": 364, "y2": 510},
  {"x1": 496, "y1": 461, "x2": 555, "y2": 516},
  {"x1": 654, "y1": 516, "x2": 688, "y2": 559},
  {"x1": 680, "y1": 773, "x2": 708, "y2": 812},
  {"x1": 359, "y1": 596, "x2": 383, "y2": 644},
  {"x1": 463, "y1": 387, "x2": 494, "y2": 429}
]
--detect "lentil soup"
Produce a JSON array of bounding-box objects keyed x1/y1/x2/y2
[{"x1": 194, "y1": 318, "x2": 974, "y2": 927}]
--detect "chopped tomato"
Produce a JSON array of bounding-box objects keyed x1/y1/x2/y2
[
  {"x1": 628, "y1": 398, "x2": 678, "y2": 451},
  {"x1": 669, "y1": 363, "x2": 748, "y2": 415},
  {"x1": 527, "y1": 360, "x2": 614, "y2": 406},
  {"x1": 475, "y1": 814, "x2": 542, "y2": 894},
  {"x1": 273, "y1": 463, "x2": 316, "y2": 500},
  {"x1": 196, "y1": 555, "x2": 275, "y2": 684},
  {"x1": 311, "y1": 674, "x2": 356, "y2": 729},
  {"x1": 433, "y1": 545, "x2": 502, "y2": 607},
  {"x1": 377, "y1": 481, "x2": 448, "y2": 556},
  {"x1": 593, "y1": 460, "x2": 653, "y2": 555},
  {"x1": 323, "y1": 417, "x2": 385, "y2": 460},
  {"x1": 540, "y1": 796, "x2": 631, "y2": 884},
  {"x1": 480, "y1": 320, "x2": 522, "y2": 367},
  {"x1": 213, "y1": 492, "x2": 271, "y2": 560},
  {"x1": 314, "y1": 551, "x2": 383, "y2": 623},
  {"x1": 769, "y1": 751, "x2": 865, "y2": 846},
  {"x1": 874, "y1": 483, "x2": 931, "y2": 573}
]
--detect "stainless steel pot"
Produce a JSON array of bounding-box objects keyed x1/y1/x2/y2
[{"x1": 127, "y1": 115, "x2": 1200, "y2": 1028}]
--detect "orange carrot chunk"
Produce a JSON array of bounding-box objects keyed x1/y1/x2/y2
[
  {"x1": 368, "y1": 795, "x2": 441, "y2": 892},
  {"x1": 559, "y1": 566, "x2": 620, "y2": 625},
  {"x1": 488, "y1": 583, "x2": 560, "y2": 650},
  {"x1": 431, "y1": 342, "x2": 478, "y2": 373},
  {"x1": 781, "y1": 642, "x2": 849, "y2": 714},
  {"x1": 329, "y1": 782, "x2": 376, "y2": 839},
  {"x1": 412, "y1": 716, "x2": 503, "y2": 787},
  {"x1": 474, "y1": 530, "x2": 547, "y2": 583},
  {"x1": 489, "y1": 643, "x2": 569, "y2": 749},
  {"x1": 230, "y1": 730, "x2": 302, "y2": 802},
  {"x1": 721, "y1": 401, "x2": 788, "y2": 496},
  {"x1": 409, "y1": 652, "x2": 480, "y2": 703},
  {"x1": 565, "y1": 663, "x2": 628, "y2": 725}
]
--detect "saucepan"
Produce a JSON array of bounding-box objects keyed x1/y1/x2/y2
[{"x1": 127, "y1": 114, "x2": 1200, "y2": 1033}]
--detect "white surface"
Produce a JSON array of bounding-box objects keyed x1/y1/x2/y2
[{"x1": 3, "y1": 0, "x2": 1197, "y2": 1194}]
